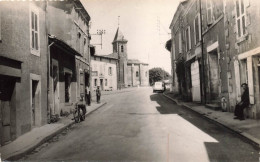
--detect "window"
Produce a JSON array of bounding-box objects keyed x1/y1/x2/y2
[
  {"x1": 194, "y1": 14, "x2": 201, "y2": 45},
  {"x1": 185, "y1": 26, "x2": 191, "y2": 51},
  {"x1": 94, "y1": 79, "x2": 97, "y2": 86},
  {"x1": 121, "y1": 45, "x2": 124, "y2": 52},
  {"x1": 136, "y1": 71, "x2": 139, "y2": 77},
  {"x1": 179, "y1": 32, "x2": 182, "y2": 53},
  {"x1": 108, "y1": 67, "x2": 112, "y2": 75},
  {"x1": 145, "y1": 71, "x2": 148, "y2": 77},
  {"x1": 30, "y1": 6, "x2": 40, "y2": 55},
  {"x1": 236, "y1": 0, "x2": 246, "y2": 38},
  {"x1": 206, "y1": 0, "x2": 213, "y2": 25}
]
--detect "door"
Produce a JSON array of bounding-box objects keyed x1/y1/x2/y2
[
  {"x1": 208, "y1": 51, "x2": 219, "y2": 100},
  {"x1": 191, "y1": 61, "x2": 201, "y2": 102},
  {"x1": 52, "y1": 60, "x2": 59, "y2": 114},
  {"x1": 100, "y1": 79, "x2": 103, "y2": 90},
  {"x1": 31, "y1": 80, "x2": 40, "y2": 127},
  {"x1": 0, "y1": 76, "x2": 15, "y2": 145}
]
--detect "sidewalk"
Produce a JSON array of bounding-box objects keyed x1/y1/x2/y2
[
  {"x1": 163, "y1": 92, "x2": 260, "y2": 149},
  {"x1": 0, "y1": 102, "x2": 107, "y2": 161}
]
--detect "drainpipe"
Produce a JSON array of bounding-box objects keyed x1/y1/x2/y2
[{"x1": 199, "y1": 0, "x2": 206, "y2": 104}]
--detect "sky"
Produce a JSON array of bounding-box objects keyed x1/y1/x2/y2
[{"x1": 81, "y1": 0, "x2": 180, "y2": 73}]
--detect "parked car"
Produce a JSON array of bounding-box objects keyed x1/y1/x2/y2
[{"x1": 153, "y1": 81, "x2": 165, "y2": 93}]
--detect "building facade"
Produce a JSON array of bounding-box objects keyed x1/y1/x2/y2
[
  {"x1": 91, "y1": 55, "x2": 118, "y2": 91},
  {"x1": 47, "y1": 1, "x2": 91, "y2": 116},
  {"x1": 127, "y1": 59, "x2": 149, "y2": 87},
  {"x1": 92, "y1": 28, "x2": 149, "y2": 90},
  {"x1": 0, "y1": 2, "x2": 48, "y2": 145},
  {"x1": 169, "y1": 0, "x2": 260, "y2": 119},
  {"x1": 225, "y1": 0, "x2": 260, "y2": 118},
  {"x1": 0, "y1": 0, "x2": 92, "y2": 145}
]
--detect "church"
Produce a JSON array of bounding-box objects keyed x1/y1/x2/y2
[{"x1": 91, "y1": 28, "x2": 149, "y2": 91}]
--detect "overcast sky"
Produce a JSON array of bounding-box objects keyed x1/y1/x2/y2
[{"x1": 82, "y1": 0, "x2": 180, "y2": 73}]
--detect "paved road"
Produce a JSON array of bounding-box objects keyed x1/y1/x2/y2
[{"x1": 21, "y1": 87, "x2": 259, "y2": 161}]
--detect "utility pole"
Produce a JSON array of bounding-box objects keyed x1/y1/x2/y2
[
  {"x1": 91, "y1": 29, "x2": 106, "y2": 49},
  {"x1": 199, "y1": 0, "x2": 206, "y2": 104}
]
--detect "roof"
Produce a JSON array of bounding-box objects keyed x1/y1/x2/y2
[
  {"x1": 127, "y1": 59, "x2": 148, "y2": 65},
  {"x1": 93, "y1": 53, "x2": 118, "y2": 60},
  {"x1": 112, "y1": 28, "x2": 128, "y2": 43}
]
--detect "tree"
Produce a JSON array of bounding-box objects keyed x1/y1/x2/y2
[{"x1": 149, "y1": 67, "x2": 171, "y2": 85}]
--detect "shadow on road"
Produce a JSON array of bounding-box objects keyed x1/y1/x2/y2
[{"x1": 150, "y1": 93, "x2": 258, "y2": 162}]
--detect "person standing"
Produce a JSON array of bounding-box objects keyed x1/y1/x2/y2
[
  {"x1": 85, "y1": 86, "x2": 91, "y2": 106},
  {"x1": 96, "y1": 86, "x2": 101, "y2": 103},
  {"x1": 234, "y1": 83, "x2": 250, "y2": 120}
]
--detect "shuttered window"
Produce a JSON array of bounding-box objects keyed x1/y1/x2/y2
[
  {"x1": 247, "y1": 57, "x2": 254, "y2": 104},
  {"x1": 236, "y1": 0, "x2": 247, "y2": 38},
  {"x1": 179, "y1": 32, "x2": 182, "y2": 53},
  {"x1": 185, "y1": 26, "x2": 191, "y2": 51},
  {"x1": 194, "y1": 14, "x2": 201, "y2": 45},
  {"x1": 207, "y1": 0, "x2": 213, "y2": 24},
  {"x1": 30, "y1": 5, "x2": 40, "y2": 55}
]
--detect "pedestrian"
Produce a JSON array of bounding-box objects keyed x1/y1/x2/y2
[
  {"x1": 85, "y1": 86, "x2": 91, "y2": 106},
  {"x1": 96, "y1": 86, "x2": 101, "y2": 103},
  {"x1": 234, "y1": 83, "x2": 249, "y2": 120}
]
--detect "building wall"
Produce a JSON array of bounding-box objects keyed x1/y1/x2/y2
[
  {"x1": 91, "y1": 57, "x2": 117, "y2": 92},
  {"x1": 0, "y1": 1, "x2": 48, "y2": 144},
  {"x1": 225, "y1": 0, "x2": 260, "y2": 118},
  {"x1": 126, "y1": 63, "x2": 149, "y2": 87},
  {"x1": 47, "y1": 1, "x2": 91, "y2": 115}
]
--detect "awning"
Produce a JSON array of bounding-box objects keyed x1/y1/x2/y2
[{"x1": 49, "y1": 35, "x2": 82, "y2": 56}]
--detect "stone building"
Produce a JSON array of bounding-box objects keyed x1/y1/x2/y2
[
  {"x1": 0, "y1": 0, "x2": 92, "y2": 145},
  {"x1": 0, "y1": 2, "x2": 48, "y2": 145},
  {"x1": 91, "y1": 28, "x2": 149, "y2": 90},
  {"x1": 201, "y1": 0, "x2": 228, "y2": 108},
  {"x1": 91, "y1": 55, "x2": 118, "y2": 91},
  {"x1": 47, "y1": 1, "x2": 91, "y2": 116},
  {"x1": 225, "y1": 0, "x2": 260, "y2": 119},
  {"x1": 169, "y1": 0, "x2": 260, "y2": 119},
  {"x1": 127, "y1": 59, "x2": 149, "y2": 87}
]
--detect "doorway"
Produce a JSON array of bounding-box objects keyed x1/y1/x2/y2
[
  {"x1": 191, "y1": 61, "x2": 201, "y2": 102},
  {"x1": 100, "y1": 79, "x2": 104, "y2": 90},
  {"x1": 208, "y1": 50, "x2": 219, "y2": 100},
  {"x1": 0, "y1": 75, "x2": 16, "y2": 145},
  {"x1": 31, "y1": 80, "x2": 39, "y2": 127},
  {"x1": 52, "y1": 60, "x2": 59, "y2": 115}
]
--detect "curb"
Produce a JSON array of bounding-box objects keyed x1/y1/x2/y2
[
  {"x1": 5, "y1": 102, "x2": 107, "y2": 161},
  {"x1": 163, "y1": 93, "x2": 260, "y2": 149}
]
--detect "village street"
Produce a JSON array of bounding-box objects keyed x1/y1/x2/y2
[{"x1": 21, "y1": 87, "x2": 258, "y2": 162}]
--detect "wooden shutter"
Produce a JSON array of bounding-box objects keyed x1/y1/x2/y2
[
  {"x1": 234, "y1": 60, "x2": 241, "y2": 101},
  {"x1": 247, "y1": 56, "x2": 254, "y2": 104}
]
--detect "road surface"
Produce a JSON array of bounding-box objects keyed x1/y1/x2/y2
[{"x1": 21, "y1": 87, "x2": 259, "y2": 161}]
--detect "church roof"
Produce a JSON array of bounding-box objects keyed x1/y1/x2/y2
[
  {"x1": 102, "y1": 53, "x2": 119, "y2": 59},
  {"x1": 113, "y1": 28, "x2": 128, "y2": 43},
  {"x1": 127, "y1": 59, "x2": 148, "y2": 65}
]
